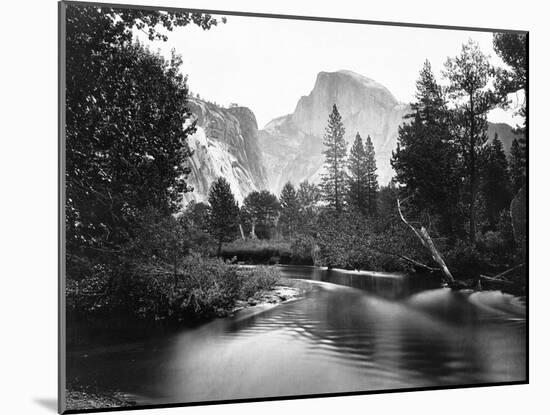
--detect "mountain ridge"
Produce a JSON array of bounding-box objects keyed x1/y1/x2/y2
[{"x1": 258, "y1": 70, "x2": 520, "y2": 195}]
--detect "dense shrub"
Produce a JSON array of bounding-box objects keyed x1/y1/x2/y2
[
  {"x1": 67, "y1": 255, "x2": 282, "y2": 324},
  {"x1": 443, "y1": 240, "x2": 489, "y2": 279},
  {"x1": 290, "y1": 234, "x2": 316, "y2": 265},
  {"x1": 221, "y1": 239, "x2": 292, "y2": 264}
]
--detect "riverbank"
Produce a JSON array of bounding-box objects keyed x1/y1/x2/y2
[
  {"x1": 66, "y1": 390, "x2": 136, "y2": 410},
  {"x1": 230, "y1": 277, "x2": 312, "y2": 313},
  {"x1": 66, "y1": 276, "x2": 311, "y2": 410}
]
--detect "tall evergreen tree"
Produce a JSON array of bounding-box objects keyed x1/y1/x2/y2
[
  {"x1": 321, "y1": 105, "x2": 348, "y2": 212},
  {"x1": 347, "y1": 133, "x2": 368, "y2": 214},
  {"x1": 297, "y1": 181, "x2": 321, "y2": 212},
  {"x1": 444, "y1": 40, "x2": 498, "y2": 243},
  {"x1": 509, "y1": 138, "x2": 526, "y2": 194},
  {"x1": 493, "y1": 33, "x2": 527, "y2": 172},
  {"x1": 391, "y1": 60, "x2": 460, "y2": 235},
  {"x1": 296, "y1": 181, "x2": 322, "y2": 234},
  {"x1": 364, "y1": 135, "x2": 379, "y2": 216},
  {"x1": 481, "y1": 135, "x2": 512, "y2": 229},
  {"x1": 279, "y1": 182, "x2": 300, "y2": 238},
  {"x1": 208, "y1": 177, "x2": 240, "y2": 256}
]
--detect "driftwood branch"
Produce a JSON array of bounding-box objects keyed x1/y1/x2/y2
[
  {"x1": 492, "y1": 263, "x2": 525, "y2": 280},
  {"x1": 370, "y1": 246, "x2": 439, "y2": 272},
  {"x1": 397, "y1": 199, "x2": 455, "y2": 284}
]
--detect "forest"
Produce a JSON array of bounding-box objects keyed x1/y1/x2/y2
[{"x1": 65, "y1": 5, "x2": 527, "y2": 329}]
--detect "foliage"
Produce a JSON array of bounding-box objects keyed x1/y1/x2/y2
[
  {"x1": 493, "y1": 32, "x2": 528, "y2": 176},
  {"x1": 180, "y1": 201, "x2": 216, "y2": 255},
  {"x1": 242, "y1": 190, "x2": 280, "y2": 239},
  {"x1": 67, "y1": 255, "x2": 282, "y2": 323},
  {"x1": 207, "y1": 177, "x2": 240, "y2": 255},
  {"x1": 493, "y1": 33, "x2": 527, "y2": 111},
  {"x1": 320, "y1": 105, "x2": 348, "y2": 211},
  {"x1": 221, "y1": 239, "x2": 292, "y2": 264},
  {"x1": 346, "y1": 133, "x2": 377, "y2": 216},
  {"x1": 347, "y1": 133, "x2": 368, "y2": 214},
  {"x1": 477, "y1": 211, "x2": 516, "y2": 266},
  {"x1": 237, "y1": 266, "x2": 281, "y2": 299},
  {"x1": 509, "y1": 139, "x2": 526, "y2": 194},
  {"x1": 290, "y1": 234, "x2": 317, "y2": 265},
  {"x1": 65, "y1": 5, "x2": 222, "y2": 262},
  {"x1": 392, "y1": 60, "x2": 461, "y2": 235},
  {"x1": 480, "y1": 135, "x2": 511, "y2": 229},
  {"x1": 364, "y1": 135, "x2": 379, "y2": 216},
  {"x1": 443, "y1": 40, "x2": 499, "y2": 243},
  {"x1": 279, "y1": 182, "x2": 300, "y2": 238}
]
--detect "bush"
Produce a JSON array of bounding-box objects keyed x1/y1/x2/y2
[
  {"x1": 443, "y1": 240, "x2": 488, "y2": 279},
  {"x1": 290, "y1": 234, "x2": 315, "y2": 265},
  {"x1": 477, "y1": 211, "x2": 517, "y2": 266},
  {"x1": 67, "y1": 254, "x2": 282, "y2": 324},
  {"x1": 237, "y1": 266, "x2": 280, "y2": 299},
  {"x1": 221, "y1": 239, "x2": 291, "y2": 264}
]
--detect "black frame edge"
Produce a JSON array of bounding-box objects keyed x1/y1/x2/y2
[
  {"x1": 59, "y1": 1, "x2": 67, "y2": 414},
  {"x1": 61, "y1": 0, "x2": 528, "y2": 34}
]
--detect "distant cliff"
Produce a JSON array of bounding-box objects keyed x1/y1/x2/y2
[
  {"x1": 181, "y1": 98, "x2": 268, "y2": 205},
  {"x1": 259, "y1": 70, "x2": 520, "y2": 194},
  {"x1": 259, "y1": 70, "x2": 410, "y2": 193}
]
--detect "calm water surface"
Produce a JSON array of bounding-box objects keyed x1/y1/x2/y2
[{"x1": 68, "y1": 265, "x2": 526, "y2": 404}]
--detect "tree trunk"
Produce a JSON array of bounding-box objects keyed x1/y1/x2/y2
[
  {"x1": 173, "y1": 257, "x2": 178, "y2": 289},
  {"x1": 217, "y1": 240, "x2": 223, "y2": 257},
  {"x1": 397, "y1": 199, "x2": 455, "y2": 284},
  {"x1": 250, "y1": 221, "x2": 257, "y2": 239},
  {"x1": 468, "y1": 93, "x2": 477, "y2": 245},
  {"x1": 469, "y1": 181, "x2": 476, "y2": 244},
  {"x1": 239, "y1": 223, "x2": 246, "y2": 240}
]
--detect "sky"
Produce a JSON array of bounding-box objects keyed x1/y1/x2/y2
[{"x1": 137, "y1": 14, "x2": 522, "y2": 128}]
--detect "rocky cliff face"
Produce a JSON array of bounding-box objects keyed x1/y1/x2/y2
[
  {"x1": 181, "y1": 98, "x2": 268, "y2": 205},
  {"x1": 259, "y1": 70, "x2": 519, "y2": 195},
  {"x1": 259, "y1": 70, "x2": 410, "y2": 193}
]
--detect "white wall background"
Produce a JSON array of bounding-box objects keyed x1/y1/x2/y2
[{"x1": 0, "y1": 0, "x2": 546, "y2": 414}]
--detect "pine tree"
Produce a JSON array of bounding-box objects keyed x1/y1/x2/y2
[
  {"x1": 509, "y1": 138, "x2": 526, "y2": 194},
  {"x1": 208, "y1": 177, "x2": 240, "y2": 256},
  {"x1": 346, "y1": 133, "x2": 368, "y2": 214},
  {"x1": 364, "y1": 135, "x2": 379, "y2": 216},
  {"x1": 493, "y1": 33, "x2": 527, "y2": 167},
  {"x1": 279, "y1": 182, "x2": 300, "y2": 238},
  {"x1": 296, "y1": 181, "x2": 322, "y2": 233},
  {"x1": 444, "y1": 40, "x2": 499, "y2": 243},
  {"x1": 391, "y1": 60, "x2": 460, "y2": 235},
  {"x1": 481, "y1": 134, "x2": 512, "y2": 229},
  {"x1": 321, "y1": 104, "x2": 348, "y2": 212}
]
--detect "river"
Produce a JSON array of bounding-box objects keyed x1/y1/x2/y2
[{"x1": 67, "y1": 265, "x2": 526, "y2": 405}]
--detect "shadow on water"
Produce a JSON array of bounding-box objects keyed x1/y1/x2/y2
[{"x1": 67, "y1": 265, "x2": 526, "y2": 406}]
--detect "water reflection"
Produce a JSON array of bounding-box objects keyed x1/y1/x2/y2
[{"x1": 67, "y1": 265, "x2": 526, "y2": 405}]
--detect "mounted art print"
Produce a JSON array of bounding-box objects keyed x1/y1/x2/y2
[{"x1": 59, "y1": 1, "x2": 528, "y2": 413}]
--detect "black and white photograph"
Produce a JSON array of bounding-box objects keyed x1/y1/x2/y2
[{"x1": 59, "y1": 1, "x2": 528, "y2": 413}]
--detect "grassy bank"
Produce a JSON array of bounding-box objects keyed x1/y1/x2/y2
[
  {"x1": 221, "y1": 239, "x2": 313, "y2": 265},
  {"x1": 67, "y1": 255, "x2": 282, "y2": 328}
]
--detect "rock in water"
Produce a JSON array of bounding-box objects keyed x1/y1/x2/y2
[{"x1": 182, "y1": 98, "x2": 268, "y2": 205}]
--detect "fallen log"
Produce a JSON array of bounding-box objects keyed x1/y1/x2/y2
[
  {"x1": 480, "y1": 275, "x2": 516, "y2": 285},
  {"x1": 492, "y1": 263, "x2": 525, "y2": 280},
  {"x1": 397, "y1": 199, "x2": 455, "y2": 285},
  {"x1": 371, "y1": 246, "x2": 439, "y2": 272}
]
